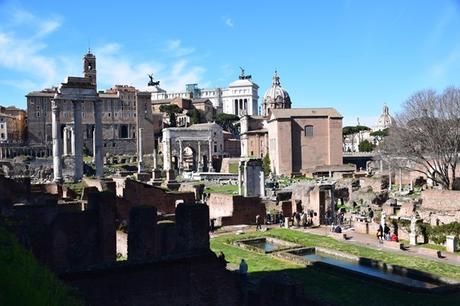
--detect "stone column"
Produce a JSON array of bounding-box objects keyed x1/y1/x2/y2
[
  {"x1": 163, "y1": 138, "x2": 171, "y2": 170},
  {"x1": 243, "y1": 162, "x2": 249, "y2": 197},
  {"x1": 72, "y1": 100, "x2": 83, "y2": 181},
  {"x1": 208, "y1": 139, "x2": 214, "y2": 172},
  {"x1": 388, "y1": 166, "x2": 392, "y2": 191},
  {"x1": 178, "y1": 139, "x2": 183, "y2": 172},
  {"x1": 137, "y1": 128, "x2": 144, "y2": 173},
  {"x1": 92, "y1": 129, "x2": 96, "y2": 163},
  {"x1": 399, "y1": 168, "x2": 402, "y2": 192},
  {"x1": 260, "y1": 170, "x2": 265, "y2": 198},
  {"x1": 380, "y1": 211, "x2": 386, "y2": 230},
  {"x1": 94, "y1": 100, "x2": 103, "y2": 177},
  {"x1": 197, "y1": 141, "x2": 203, "y2": 171},
  {"x1": 70, "y1": 126, "x2": 75, "y2": 156},
  {"x1": 409, "y1": 215, "x2": 418, "y2": 246},
  {"x1": 52, "y1": 99, "x2": 63, "y2": 183},
  {"x1": 238, "y1": 159, "x2": 244, "y2": 195},
  {"x1": 152, "y1": 135, "x2": 157, "y2": 169},
  {"x1": 63, "y1": 127, "x2": 69, "y2": 156}
]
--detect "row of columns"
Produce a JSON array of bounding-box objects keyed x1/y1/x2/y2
[
  {"x1": 173, "y1": 138, "x2": 214, "y2": 172},
  {"x1": 0, "y1": 147, "x2": 50, "y2": 159},
  {"x1": 52, "y1": 99, "x2": 103, "y2": 182}
]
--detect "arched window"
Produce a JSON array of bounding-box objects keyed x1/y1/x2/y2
[{"x1": 304, "y1": 125, "x2": 313, "y2": 137}]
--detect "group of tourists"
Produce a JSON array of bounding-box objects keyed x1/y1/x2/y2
[
  {"x1": 255, "y1": 211, "x2": 286, "y2": 230},
  {"x1": 376, "y1": 223, "x2": 399, "y2": 242}
]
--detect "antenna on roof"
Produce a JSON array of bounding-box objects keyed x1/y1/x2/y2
[{"x1": 88, "y1": 38, "x2": 91, "y2": 53}]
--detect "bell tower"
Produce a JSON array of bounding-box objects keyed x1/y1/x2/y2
[{"x1": 83, "y1": 49, "x2": 97, "y2": 87}]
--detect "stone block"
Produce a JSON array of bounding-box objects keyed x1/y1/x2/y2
[
  {"x1": 128, "y1": 206, "x2": 158, "y2": 260},
  {"x1": 446, "y1": 235, "x2": 458, "y2": 253},
  {"x1": 175, "y1": 203, "x2": 209, "y2": 254}
]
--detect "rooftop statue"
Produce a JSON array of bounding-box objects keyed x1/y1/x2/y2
[
  {"x1": 239, "y1": 67, "x2": 251, "y2": 80},
  {"x1": 148, "y1": 74, "x2": 160, "y2": 86}
]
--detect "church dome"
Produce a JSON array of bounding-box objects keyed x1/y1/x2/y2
[
  {"x1": 262, "y1": 71, "x2": 291, "y2": 116},
  {"x1": 375, "y1": 104, "x2": 394, "y2": 130}
]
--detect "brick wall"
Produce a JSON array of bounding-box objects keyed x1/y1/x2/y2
[
  {"x1": 422, "y1": 189, "x2": 460, "y2": 211},
  {"x1": 208, "y1": 193, "x2": 266, "y2": 226},
  {"x1": 120, "y1": 179, "x2": 195, "y2": 217}
]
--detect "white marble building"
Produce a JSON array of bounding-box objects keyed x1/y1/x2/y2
[
  {"x1": 343, "y1": 104, "x2": 394, "y2": 152},
  {"x1": 150, "y1": 71, "x2": 259, "y2": 116}
]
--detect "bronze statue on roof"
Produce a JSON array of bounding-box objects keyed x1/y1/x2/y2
[{"x1": 148, "y1": 74, "x2": 160, "y2": 86}]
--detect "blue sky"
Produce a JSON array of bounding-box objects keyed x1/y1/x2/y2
[{"x1": 1, "y1": 0, "x2": 460, "y2": 126}]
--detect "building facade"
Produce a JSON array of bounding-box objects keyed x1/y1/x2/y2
[
  {"x1": 0, "y1": 106, "x2": 26, "y2": 144},
  {"x1": 267, "y1": 108, "x2": 343, "y2": 176},
  {"x1": 343, "y1": 104, "x2": 394, "y2": 152},
  {"x1": 26, "y1": 51, "x2": 156, "y2": 156},
  {"x1": 150, "y1": 71, "x2": 259, "y2": 116}
]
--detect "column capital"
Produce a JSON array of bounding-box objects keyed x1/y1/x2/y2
[{"x1": 51, "y1": 99, "x2": 60, "y2": 111}]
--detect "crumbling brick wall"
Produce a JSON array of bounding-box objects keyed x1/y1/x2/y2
[
  {"x1": 208, "y1": 193, "x2": 266, "y2": 226},
  {"x1": 121, "y1": 179, "x2": 195, "y2": 216},
  {"x1": 421, "y1": 189, "x2": 460, "y2": 211}
]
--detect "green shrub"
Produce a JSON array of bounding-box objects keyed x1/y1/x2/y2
[{"x1": 427, "y1": 222, "x2": 460, "y2": 245}]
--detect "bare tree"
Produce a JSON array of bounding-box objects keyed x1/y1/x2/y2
[{"x1": 382, "y1": 88, "x2": 460, "y2": 189}]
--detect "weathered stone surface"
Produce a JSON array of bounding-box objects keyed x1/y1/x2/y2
[
  {"x1": 175, "y1": 203, "x2": 209, "y2": 254},
  {"x1": 128, "y1": 206, "x2": 158, "y2": 260}
]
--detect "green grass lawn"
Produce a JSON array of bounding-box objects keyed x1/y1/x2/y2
[
  {"x1": 228, "y1": 163, "x2": 239, "y2": 174},
  {"x1": 211, "y1": 229, "x2": 460, "y2": 306},
  {"x1": 205, "y1": 184, "x2": 239, "y2": 195},
  {"x1": 63, "y1": 181, "x2": 87, "y2": 198},
  {"x1": 0, "y1": 226, "x2": 83, "y2": 306}
]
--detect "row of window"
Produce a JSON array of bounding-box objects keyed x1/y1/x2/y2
[{"x1": 35, "y1": 112, "x2": 138, "y2": 118}]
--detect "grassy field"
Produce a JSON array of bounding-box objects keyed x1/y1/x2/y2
[
  {"x1": 205, "y1": 184, "x2": 239, "y2": 195},
  {"x1": 0, "y1": 227, "x2": 83, "y2": 306},
  {"x1": 211, "y1": 229, "x2": 460, "y2": 305},
  {"x1": 63, "y1": 181, "x2": 87, "y2": 198}
]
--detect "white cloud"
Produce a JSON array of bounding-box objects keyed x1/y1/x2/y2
[
  {"x1": 0, "y1": 8, "x2": 63, "y2": 91},
  {"x1": 224, "y1": 17, "x2": 234, "y2": 28},
  {"x1": 95, "y1": 43, "x2": 205, "y2": 91},
  {"x1": 0, "y1": 8, "x2": 206, "y2": 98},
  {"x1": 164, "y1": 39, "x2": 195, "y2": 57}
]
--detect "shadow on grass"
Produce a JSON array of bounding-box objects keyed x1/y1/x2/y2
[{"x1": 243, "y1": 265, "x2": 460, "y2": 306}]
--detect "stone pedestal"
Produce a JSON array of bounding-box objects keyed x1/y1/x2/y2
[
  {"x1": 409, "y1": 233, "x2": 417, "y2": 246},
  {"x1": 152, "y1": 169, "x2": 162, "y2": 180},
  {"x1": 149, "y1": 169, "x2": 163, "y2": 187},
  {"x1": 446, "y1": 235, "x2": 458, "y2": 253},
  {"x1": 135, "y1": 172, "x2": 152, "y2": 182},
  {"x1": 166, "y1": 169, "x2": 176, "y2": 182},
  {"x1": 284, "y1": 217, "x2": 290, "y2": 228}
]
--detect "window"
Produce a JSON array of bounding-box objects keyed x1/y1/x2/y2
[
  {"x1": 214, "y1": 145, "x2": 217, "y2": 153},
  {"x1": 0, "y1": 124, "x2": 3, "y2": 129},
  {"x1": 304, "y1": 125, "x2": 313, "y2": 137},
  {"x1": 0, "y1": 133, "x2": 4, "y2": 139}
]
